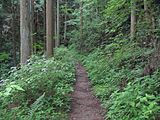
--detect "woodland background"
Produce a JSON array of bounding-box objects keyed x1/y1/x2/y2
[{"x1": 0, "y1": 0, "x2": 160, "y2": 120}]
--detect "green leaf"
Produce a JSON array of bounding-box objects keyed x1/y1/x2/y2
[{"x1": 11, "y1": 85, "x2": 25, "y2": 91}]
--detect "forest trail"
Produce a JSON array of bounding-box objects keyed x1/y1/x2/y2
[{"x1": 70, "y1": 63, "x2": 105, "y2": 120}]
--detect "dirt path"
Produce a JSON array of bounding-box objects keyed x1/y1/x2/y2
[{"x1": 70, "y1": 63, "x2": 105, "y2": 120}]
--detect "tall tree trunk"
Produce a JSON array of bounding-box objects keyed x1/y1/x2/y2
[
  {"x1": 46, "y1": 0, "x2": 54, "y2": 57},
  {"x1": 34, "y1": 10, "x2": 39, "y2": 53},
  {"x1": 56, "y1": 0, "x2": 60, "y2": 47},
  {"x1": 43, "y1": 0, "x2": 46, "y2": 53},
  {"x1": 63, "y1": 15, "x2": 67, "y2": 45},
  {"x1": 20, "y1": 0, "x2": 31, "y2": 65},
  {"x1": 144, "y1": 0, "x2": 155, "y2": 47},
  {"x1": 30, "y1": 0, "x2": 34, "y2": 54},
  {"x1": 63, "y1": 2, "x2": 67, "y2": 46},
  {"x1": 11, "y1": 0, "x2": 16, "y2": 66},
  {"x1": 55, "y1": 1, "x2": 57, "y2": 46},
  {"x1": 80, "y1": 0, "x2": 83, "y2": 50},
  {"x1": 131, "y1": 0, "x2": 136, "y2": 39}
]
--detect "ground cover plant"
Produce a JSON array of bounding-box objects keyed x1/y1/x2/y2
[
  {"x1": 0, "y1": 47, "x2": 76, "y2": 120},
  {"x1": 82, "y1": 42, "x2": 160, "y2": 120}
]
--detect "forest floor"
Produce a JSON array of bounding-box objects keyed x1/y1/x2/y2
[{"x1": 69, "y1": 63, "x2": 105, "y2": 120}]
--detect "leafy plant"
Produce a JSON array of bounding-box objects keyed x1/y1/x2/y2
[
  {"x1": 82, "y1": 41, "x2": 159, "y2": 120},
  {"x1": 108, "y1": 75, "x2": 160, "y2": 120},
  {"x1": 0, "y1": 47, "x2": 77, "y2": 119}
]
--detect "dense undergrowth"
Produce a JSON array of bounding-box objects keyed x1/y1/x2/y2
[
  {"x1": 82, "y1": 42, "x2": 160, "y2": 120},
  {"x1": 0, "y1": 47, "x2": 77, "y2": 120},
  {"x1": 0, "y1": 45, "x2": 159, "y2": 120}
]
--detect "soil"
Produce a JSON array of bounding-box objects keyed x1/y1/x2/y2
[{"x1": 69, "y1": 63, "x2": 105, "y2": 120}]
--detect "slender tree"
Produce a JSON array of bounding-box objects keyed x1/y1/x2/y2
[
  {"x1": 44, "y1": 0, "x2": 46, "y2": 52},
  {"x1": 30, "y1": 0, "x2": 35, "y2": 54},
  {"x1": 131, "y1": 0, "x2": 136, "y2": 39},
  {"x1": 11, "y1": 0, "x2": 16, "y2": 66},
  {"x1": 80, "y1": 0, "x2": 83, "y2": 50},
  {"x1": 20, "y1": 0, "x2": 31, "y2": 64},
  {"x1": 46, "y1": 0, "x2": 54, "y2": 57},
  {"x1": 63, "y1": 1, "x2": 68, "y2": 45},
  {"x1": 56, "y1": 0, "x2": 60, "y2": 47},
  {"x1": 55, "y1": 1, "x2": 57, "y2": 46},
  {"x1": 144, "y1": 0, "x2": 156, "y2": 47}
]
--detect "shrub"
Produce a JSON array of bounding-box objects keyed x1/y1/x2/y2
[
  {"x1": 108, "y1": 74, "x2": 160, "y2": 120},
  {"x1": 0, "y1": 47, "x2": 76, "y2": 119},
  {"x1": 82, "y1": 42, "x2": 159, "y2": 120}
]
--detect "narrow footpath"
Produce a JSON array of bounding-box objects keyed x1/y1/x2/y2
[{"x1": 70, "y1": 63, "x2": 105, "y2": 120}]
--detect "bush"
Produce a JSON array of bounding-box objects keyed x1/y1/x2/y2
[
  {"x1": 0, "y1": 47, "x2": 76, "y2": 120},
  {"x1": 82, "y1": 42, "x2": 160, "y2": 120},
  {"x1": 108, "y1": 74, "x2": 160, "y2": 120}
]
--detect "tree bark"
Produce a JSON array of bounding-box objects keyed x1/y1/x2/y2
[
  {"x1": 56, "y1": 0, "x2": 60, "y2": 47},
  {"x1": 55, "y1": 1, "x2": 57, "y2": 46},
  {"x1": 63, "y1": 3, "x2": 67, "y2": 46},
  {"x1": 131, "y1": 0, "x2": 136, "y2": 39},
  {"x1": 30, "y1": 0, "x2": 34, "y2": 54},
  {"x1": 20, "y1": 0, "x2": 31, "y2": 65},
  {"x1": 11, "y1": 0, "x2": 16, "y2": 66},
  {"x1": 43, "y1": 0, "x2": 46, "y2": 53},
  {"x1": 46, "y1": 0, "x2": 54, "y2": 57}
]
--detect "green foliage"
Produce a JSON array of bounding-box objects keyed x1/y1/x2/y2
[
  {"x1": 0, "y1": 52, "x2": 10, "y2": 78},
  {"x1": 68, "y1": 0, "x2": 107, "y2": 51},
  {"x1": 0, "y1": 52, "x2": 9, "y2": 61},
  {"x1": 0, "y1": 47, "x2": 76, "y2": 120},
  {"x1": 103, "y1": 0, "x2": 130, "y2": 34},
  {"x1": 82, "y1": 41, "x2": 159, "y2": 120},
  {"x1": 1, "y1": 0, "x2": 160, "y2": 119},
  {"x1": 108, "y1": 75, "x2": 160, "y2": 120},
  {"x1": 0, "y1": 63, "x2": 10, "y2": 79},
  {"x1": 68, "y1": 0, "x2": 131, "y2": 52}
]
